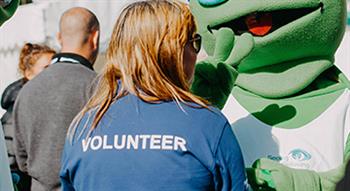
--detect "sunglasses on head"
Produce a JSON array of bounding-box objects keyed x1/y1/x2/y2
[{"x1": 189, "y1": 34, "x2": 202, "y2": 54}]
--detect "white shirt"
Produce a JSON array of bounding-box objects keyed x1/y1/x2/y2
[{"x1": 223, "y1": 89, "x2": 350, "y2": 172}]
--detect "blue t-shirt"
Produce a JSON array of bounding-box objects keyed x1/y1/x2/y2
[{"x1": 60, "y1": 94, "x2": 248, "y2": 191}]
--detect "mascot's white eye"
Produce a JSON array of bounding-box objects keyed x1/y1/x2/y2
[
  {"x1": 0, "y1": 0, "x2": 12, "y2": 8},
  {"x1": 197, "y1": 0, "x2": 227, "y2": 7}
]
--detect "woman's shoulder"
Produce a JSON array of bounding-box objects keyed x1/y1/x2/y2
[
  {"x1": 178, "y1": 103, "x2": 230, "y2": 129},
  {"x1": 183, "y1": 102, "x2": 227, "y2": 120}
]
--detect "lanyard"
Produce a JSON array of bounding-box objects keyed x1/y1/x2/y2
[
  {"x1": 51, "y1": 57, "x2": 79, "y2": 65},
  {"x1": 50, "y1": 53, "x2": 94, "y2": 71}
]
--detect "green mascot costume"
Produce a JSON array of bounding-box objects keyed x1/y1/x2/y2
[
  {"x1": 0, "y1": 0, "x2": 19, "y2": 190},
  {"x1": 190, "y1": 0, "x2": 350, "y2": 190}
]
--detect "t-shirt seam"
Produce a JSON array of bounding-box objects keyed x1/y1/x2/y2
[{"x1": 210, "y1": 120, "x2": 229, "y2": 171}]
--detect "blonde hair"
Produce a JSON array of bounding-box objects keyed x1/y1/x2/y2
[{"x1": 68, "y1": 0, "x2": 208, "y2": 140}]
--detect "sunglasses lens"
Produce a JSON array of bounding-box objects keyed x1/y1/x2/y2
[{"x1": 198, "y1": 0, "x2": 228, "y2": 7}]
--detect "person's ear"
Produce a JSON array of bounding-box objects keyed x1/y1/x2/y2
[
  {"x1": 24, "y1": 69, "x2": 33, "y2": 80},
  {"x1": 57, "y1": 32, "x2": 63, "y2": 48},
  {"x1": 91, "y1": 30, "x2": 99, "y2": 50}
]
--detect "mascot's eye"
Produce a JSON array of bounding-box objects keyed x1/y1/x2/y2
[{"x1": 198, "y1": 0, "x2": 228, "y2": 7}]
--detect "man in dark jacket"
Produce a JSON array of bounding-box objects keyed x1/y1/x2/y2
[{"x1": 12, "y1": 7, "x2": 100, "y2": 191}]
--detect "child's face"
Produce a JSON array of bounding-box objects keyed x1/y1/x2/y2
[{"x1": 25, "y1": 53, "x2": 53, "y2": 80}]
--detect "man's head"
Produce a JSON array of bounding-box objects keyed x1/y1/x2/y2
[{"x1": 58, "y1": 7, "x2": 100, "y2": 65}]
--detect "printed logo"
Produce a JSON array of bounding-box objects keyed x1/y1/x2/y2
[
  {"x1": 288, "y1": 149, "x2": 312, "y2": 161},
  {"x1": 266, "y1": 149, "x2": 313, "y2": 169},
  {"x1": 267, "y1": 155, "x2": 282, "y2": 162}
]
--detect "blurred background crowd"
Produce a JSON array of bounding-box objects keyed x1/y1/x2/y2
[{"x1": 0, "y1": 0, "x2": 137, "y2": 116}]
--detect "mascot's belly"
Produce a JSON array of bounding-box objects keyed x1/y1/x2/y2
[{"x1": 222, "y1": 90, "x2": 350, "y2": 172}]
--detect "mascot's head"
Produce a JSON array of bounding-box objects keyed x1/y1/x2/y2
[{"x1": 190, "y1": 0, "x2": 347, "y2": 98}]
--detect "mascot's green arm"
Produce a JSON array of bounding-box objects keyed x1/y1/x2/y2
[
  {"x1": 0, "y1": 0, "x2": 19, "y2": 26},
  {"x1": 249, "y1": 115, "x2": 350, "y2": 191},
  {"x1": 312, "y1": 134, "x2": 350, "y2": 191},
  {"x1": 247, "y1": 73, "x2": 350, "y2": 191},
  {"x1": 320, "y1": 134, "x2": 350, "y2": 190}
]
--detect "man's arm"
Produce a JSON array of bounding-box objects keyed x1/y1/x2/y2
[{"x1": 12, "y1": 95, "x2": 28, "y2": 173}]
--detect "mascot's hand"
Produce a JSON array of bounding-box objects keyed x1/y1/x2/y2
[
  {"x1": 191, "y1": 28, "x2": 254, "y2": 109},
  {"x1": 191, "y1": 61, "x2": 237, "y2": 109},
  {"x1": 247, "y1": 158, "x2": 322, "y2": 191}
]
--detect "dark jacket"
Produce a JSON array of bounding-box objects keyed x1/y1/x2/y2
[
  {"x1": 1, "y1": 78, "x2": 26, "y2": 168},
  {"x1": 1, "y1": 78, "x2": 32, "y2": 191}
]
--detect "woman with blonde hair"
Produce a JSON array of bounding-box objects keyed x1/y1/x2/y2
[{"x1": 60, "y1": 1, "x2": 247, "y2": 190}]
